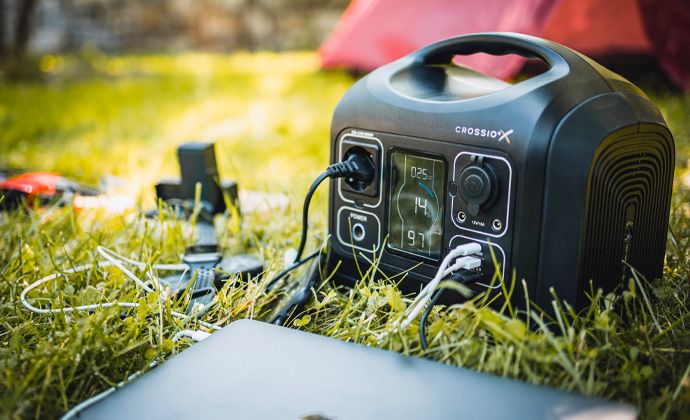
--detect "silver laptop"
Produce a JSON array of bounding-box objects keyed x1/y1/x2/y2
[{"x1": 72, "y1": 319, "x2": 636, "y2": 420}]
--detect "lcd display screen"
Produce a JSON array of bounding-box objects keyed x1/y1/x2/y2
[{"x1": 388, "y1": 151, "x2": 446, "y2": 260}]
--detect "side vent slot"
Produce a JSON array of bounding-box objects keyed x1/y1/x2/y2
[{"x1": 580, "y1": 128, "x2": 674, "y2": 298}]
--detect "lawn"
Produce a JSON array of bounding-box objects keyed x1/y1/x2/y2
[{"x1": 1, "y1": 52, "x2": 689, "y2": 419}]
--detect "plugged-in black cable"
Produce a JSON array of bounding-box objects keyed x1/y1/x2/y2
[
  {"x1": 420, "y1": 288, "x2": 445, "y2": 351},
  {"x1": 419, "y1": 269, "x2": 483, "y2": 350},
  {"x1": 267, "y1": 151, "x2": 375, "y2": 294},
  {"x1": 270, "y1": 253, "x2": 323, "y2": 326},
  {"x1": 294, "y1": 171, "x2": 331, "y2": 263},
  {"x1": 265, "y1": 249, "x2": 320, "y2": 292},
  {"x1": 294, "y1": 152, "x2": 375, "y2": 262}
]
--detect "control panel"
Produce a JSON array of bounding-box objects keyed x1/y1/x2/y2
[{"x1": 330, "y1": 129, "x2": 514, "y2": 290}]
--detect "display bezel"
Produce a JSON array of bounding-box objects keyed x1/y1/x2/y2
[{"x1": 386, "y1": 148, "x2": 448, "y2": 262}]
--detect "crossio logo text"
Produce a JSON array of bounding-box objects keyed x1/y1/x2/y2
[{"x1": 455, "y1": 126, "x2": 513, "y2": 144}]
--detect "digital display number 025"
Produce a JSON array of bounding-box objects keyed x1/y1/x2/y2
[{"x1": 388, "y1": 151, "x2": 446, "y2": 260}]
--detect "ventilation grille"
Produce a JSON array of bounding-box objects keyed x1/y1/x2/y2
[{"x1": 580, "y1": 128, "x2": 674, "y2": 298}]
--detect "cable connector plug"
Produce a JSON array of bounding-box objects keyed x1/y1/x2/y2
[
  {"x1": 293, "y1": 151, "x2": 376, "y2": 262},
  {"x1": 447, "y1": 255, "x2": 482, "y2": 273},
  {"x1": 449, "y1": 268, "x2": 483, "y2": 284},
  {"x1": 327, "y1": 151, "x2": 376, "y2": 187}
]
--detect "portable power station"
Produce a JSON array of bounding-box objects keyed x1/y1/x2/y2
[{"x1": 326, "y1": 33, "x2": 675, "y2": 310}]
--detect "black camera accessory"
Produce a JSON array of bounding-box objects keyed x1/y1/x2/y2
[
  {"x1": 327, "y1": 32, "x2": 675, "y2": 312},
  {"x1": 151, "y1": 142, "x2": 261, "y2": 313},
  {"x1": 157, "y1": 218, "x2": 264, "y2": 314},
  {"x1": 158, "y1": 238, "x2": 264, "y2": 314},
  {"x1": 155, "y1": 143, "x2": 239, "y2": 219}
]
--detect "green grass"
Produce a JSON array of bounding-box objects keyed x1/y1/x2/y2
[{"x1": 1, "y1": 52, "x2": 689, "y2": 419}]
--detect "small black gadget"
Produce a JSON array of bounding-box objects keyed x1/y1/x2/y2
[
  {"x1": 155, "y1": 143, "x2": 238, "y2": 219},
  {"x1": 152, "y1": 143, "x2": 262, "y2": 312},
  {"x1": 326, "y1": 33, "x2": 675, "y2": 309}
]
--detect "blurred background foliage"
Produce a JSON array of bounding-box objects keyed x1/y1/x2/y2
[
  {"x1": 0, "y1": 0, "x2": 349, "y2": 59},
  {"x1": 0, "y1": 52, "x2": 353, "y2": 196}
]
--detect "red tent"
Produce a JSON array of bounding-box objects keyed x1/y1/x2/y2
[{"x1": 319, "y1": 0, "x2": 689, "y2": 91}]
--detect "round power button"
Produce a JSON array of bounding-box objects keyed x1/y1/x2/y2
[{"x1": 352, "y1": 223, "x2": 366, "y2": 242}]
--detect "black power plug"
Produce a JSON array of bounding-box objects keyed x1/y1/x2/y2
[
  {"x1": 342, "y1": 147, "x2": 376, "y2": 192},
  {"x1": 294, "y1": 150, "x2": 377, "y2": 262}
]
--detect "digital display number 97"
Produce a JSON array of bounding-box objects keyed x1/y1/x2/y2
[{"x1": 407, "y1": 229, "x2": 426, "y2": 247}]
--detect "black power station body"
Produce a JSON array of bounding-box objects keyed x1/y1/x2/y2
[{"x1": 327, "y1": 33, "x2": 674, "y2": 310}]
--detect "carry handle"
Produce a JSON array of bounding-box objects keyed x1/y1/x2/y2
[{"x1": 411, "y1": 32, "x2": 570, "y2": 75}]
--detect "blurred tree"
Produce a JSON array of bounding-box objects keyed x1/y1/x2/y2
[
  {"x1": 15, "y1": 0, "x2": 38, "y2": 57},
  {"x1": 0, "y1": 0, "x2": 5, "y2": 61}
]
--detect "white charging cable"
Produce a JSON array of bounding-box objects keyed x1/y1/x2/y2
[
  {"x1": 385, "y1": 242, "x2": 482, "y2": 336},
  {"x1": 19, "y1": 246, "x2": 222, "y2": 331},
  {"x1": 25, "y1": 247, "x2": 222, "y2": 420},
  {"x1": 55, "y1": 246, "x2": 305, "y2": 419},
  {"x1": 172, "y1": 329, "x2": 212, "y2": 342}
]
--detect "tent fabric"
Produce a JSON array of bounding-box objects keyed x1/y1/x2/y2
[
  {"x1": 639, "y1": 0, "x2": 690, "y2": 91},
  {"x1": 319, "y1": 0, "x2": 689, "y2": 90}
]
